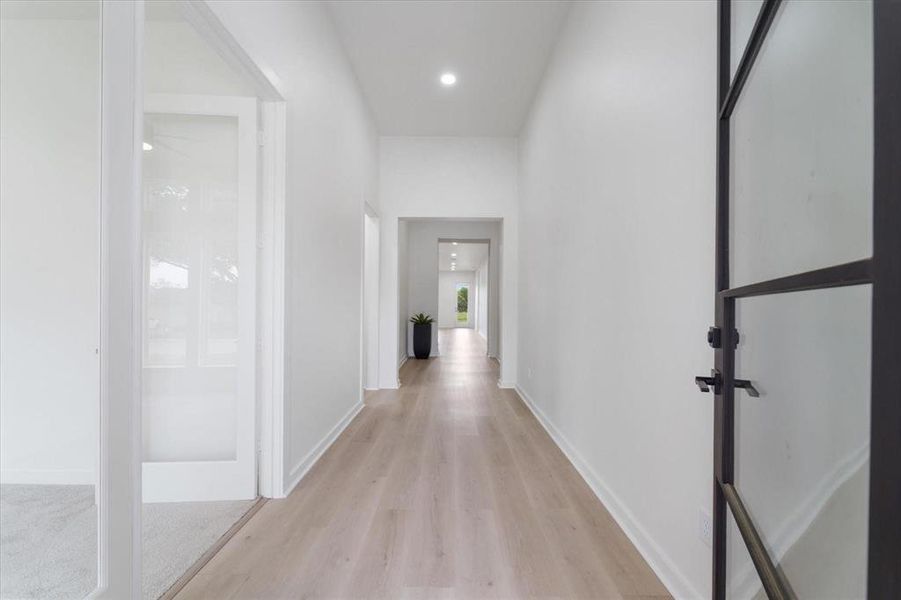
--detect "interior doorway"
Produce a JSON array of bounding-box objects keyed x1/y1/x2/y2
[
  {"x1": 455, "y1": 283, "x2": 470, "y2": 326},
  {"x1": 362, "y1": 207, "x2": 380, "y2": 391},
  {"x1": 437, "y1": 241, "x2": 489, "y2": 342},
  {"x1": 138, "y1": 2, "x2": 284, "y2": 598}
]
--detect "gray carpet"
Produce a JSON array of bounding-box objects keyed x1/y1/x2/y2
[
  {"x1": 0, "y1": 484, "x2": 254, "y2": 600},
  {"x1": 0, "y1": 485, "x2": 96, "y2": 600},
  {"x1": 141, "y1": 498, "x2": 254, "y2": 600}
]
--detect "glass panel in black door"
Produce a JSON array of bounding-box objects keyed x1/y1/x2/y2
[
  {"x1": 729, "y1": 0, "x2": 873, "y2": 287},
  {"x1": 727, "y1": 285, "x2": 871, "y2": 599}
]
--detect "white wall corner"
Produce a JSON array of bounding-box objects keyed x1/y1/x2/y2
[{"x1": 513, "y1": 385, "x2": 704, "y2": 600}]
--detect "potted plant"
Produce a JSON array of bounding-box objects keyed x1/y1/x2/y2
[{"x1": 409, "y1": 313, "x2": 435, "y2": 359}]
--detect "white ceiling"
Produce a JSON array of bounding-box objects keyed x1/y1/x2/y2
[
  {"x1": 439, "y1": 242, "x2": 488, "y2": 272},
  {"x1": 326, "y1": 1, "x2": 571, "y2": 136}
]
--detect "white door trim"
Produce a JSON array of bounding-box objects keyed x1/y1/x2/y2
[
  {"x1": 91, "y1": 1, "x2": 143, "y2": 597},
  {"x1": 257, "y1": 101, "x2": 287, "y2": 498}
]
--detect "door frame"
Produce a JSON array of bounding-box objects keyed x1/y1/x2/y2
[
  {"x1": 93, "y1": 0, "x2": 143, "y2": 597},
  {"x1": 710, "y1": 1, "x2": 901, "y2": 598},
  {"x1": 141, "y1": 93, "x2": 258, "y2": 503},
  {"x1": 437, "y1": 237, "x2": 492, "y2": 344},
  {"x1": 173, "y1": 0, "x2": 289, "y2": 500},
  {"x1": 362, "y1": 203, "x2": 381, "y2": 392},
  {"x1": 96, "y1": 0, "x2": 289, "y2": 595}
]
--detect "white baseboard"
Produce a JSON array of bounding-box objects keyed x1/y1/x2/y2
[
  {"x1": 398, "y1": 355, "x2": 408, "y2": 370},
  {"x1": 497, "y1": 380, "x2": 516, "y2": 389},
  {"x1": 283, "y1": 400, "x2": 364, "y2": 497},
  {"x1": 514, "y1": 385, "x2": 702, "y2": 600},
  {"x1": 0, "y1": 468, "x2": 95, "y2": 486}
]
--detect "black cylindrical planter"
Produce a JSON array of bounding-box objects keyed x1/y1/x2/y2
[{"x1": 413, "y1": 323, "x2": 432, "y2": 359}]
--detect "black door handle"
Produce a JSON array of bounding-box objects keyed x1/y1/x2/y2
[
  {"x1": 734, "y1": 379, "x2": 760, "y2": 397},
  {"x1": 695, "y1": 371, "x2": 759, "y2": 397},
  {"x1": 695, "y1": 375, "x2": 718, "y2": 393},
  {"x1": 695, "y1": 370, "x2": 721, "y2": 394}
]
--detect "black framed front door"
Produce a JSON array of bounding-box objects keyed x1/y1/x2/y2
[{"x1": 703, "y1": 1, "x2": 900, "y2": 598}]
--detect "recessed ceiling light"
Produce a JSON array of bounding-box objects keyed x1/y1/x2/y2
[
  {"x1": 452, "y1": 242, "x2": 458, "y2": 246},
  {"x1": 440, "y1": 72, "x2": 457, "y2": 86},
  {"x1": 451, "y1": 253, "x2": 457, "y2": 257},
  {"x1": 143, "y1": 142, "x2": 153, "y2": 151}
]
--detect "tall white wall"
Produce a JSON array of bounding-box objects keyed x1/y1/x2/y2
[
  {"x1": 517, "y1": 2, "x2": 716, "y2": 596},
  {"x1": 0, "y1": 16, "x2": 101, "y2": 485},
  {"x1": 438, "y1": 271, "x2": 474, "y2": 329},
  {"x1": 207, "y1": 0, "x2": 378, "y2": 494},
  {"x1": 378, "y1": 137, "x2": 518, "y2": 387}
]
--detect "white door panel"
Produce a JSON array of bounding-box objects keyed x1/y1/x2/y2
[{"x1": 141, "y1": 94, "x2": 257, "y2": 503}]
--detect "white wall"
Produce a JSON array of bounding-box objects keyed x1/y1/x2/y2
[
  {"x1": 144, "y1": 19, "x2": 256, "y2": 96},
  {"x1": 378, "y1": 137, "x2": 518, "y2": 387},
  {"x1": 517, "y1": 2, "x2": 716, "y2": 596},
  {"x1": 207, "y1": 0, "x2": 378, "y2": 494},
  {"x1": 403, "y1": 220, "x2": 500, "y2": 359},
  {"x1": 438, "y1": 271, "x2": 474, "y2": 329},
  {"x1": 363, "y1": 213, "x2": 380, "y2": 389},
  {"x1": 475, "y1": 257, "x2": 489, "y2": 340},
  {"x1": 0, "y1": 16, "x2": 101, "y2": 485}
]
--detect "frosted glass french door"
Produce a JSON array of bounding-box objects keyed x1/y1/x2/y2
[
  {"x1": 707, "y1": 1, "x2": 901, "y2": 599},
  {"x1": 141, "y1": 94, "x2": 257, "y2": 503}
]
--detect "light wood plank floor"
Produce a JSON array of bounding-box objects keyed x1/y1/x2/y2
[{"x1": 177, "y1": 329, "x2": 670, "y2": 599}]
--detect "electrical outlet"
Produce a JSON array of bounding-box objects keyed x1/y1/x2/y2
[{"x1": 698, "y1": 507, "x2": 712, "y2": 547}]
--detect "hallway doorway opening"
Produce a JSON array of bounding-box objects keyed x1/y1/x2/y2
[
  {"x1": 397, "y1": 219, "x2": 501, "y2": 371},
  {"x1": 437, "y1": 240, "x2": 488, "y2": 339},
  {"x1": 362, "y1": 206, "x2": 380, "y2": 391},
  {"x1": 456, "y1": 283, "x2": 469, "y2": 324}
]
